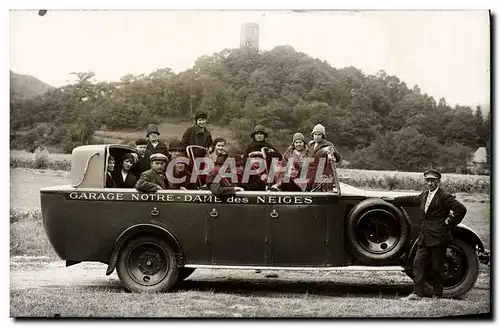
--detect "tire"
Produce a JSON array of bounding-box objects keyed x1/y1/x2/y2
[
  {"x1": 405, "y1": 238, "x2": 480, "y2": 298},
  {"x1": 178, "y1": 268, "x2": 196, "y2": 281},
  {"x1": 346, "y1": 200, "x2": 409, "y2": 264},
  {"x1": 116, "y1": 235, "x2": 179, "y2": 293}
]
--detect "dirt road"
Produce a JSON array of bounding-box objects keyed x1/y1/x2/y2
[
  {"x1": 10, "y1": 256, "x2": 491, "y2": 318},
  {"x1": 11, "y1": 255, "x2": 490, "y2": 300},
  {"x1": 11, "y1": 257, "x2": 116, "y2": 291}
]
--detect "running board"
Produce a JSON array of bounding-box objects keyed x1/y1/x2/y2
[{"x1": 184, "y1": 264, "x2": 406, "y2": 272}]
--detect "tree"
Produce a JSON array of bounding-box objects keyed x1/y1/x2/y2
[
  {"x1": 443, "y1": 106, "x2": 478, "y2": 148},
  {"x1": 438, "y1": 143, "x2": 474, "y2": 173},
  {"x1": 350, "y1": 127, "x2": 442, "y2": 171},
  {"x1": 474, "y1": 106, "x2": 488, "y2": 147},
  {"x1": 11, "y1": 45, "x2": 487, "y2": 166}
]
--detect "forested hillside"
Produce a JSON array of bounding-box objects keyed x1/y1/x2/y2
[
  {"x1": 10, "y1": 70, "x2": 54, "y2": 101},
  {"x1": 10, "y1": 46, "x2": 490, "y2": 173}
]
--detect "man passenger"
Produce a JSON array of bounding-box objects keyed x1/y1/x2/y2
[
  {"x1": 132, "y1": 138, "x2": 150, "y2": 176},
  {"x1": 168, "y1": 139, "x2": 187, "y2": 159},
  {"x1": 210, "y1": 137, "x2": 227, "y2": 163},
  {"x1": 206, "y1": 154, "x2": 244, "y2": 196},
  {"x1": 236, "y1": 153, "x2": 268, "y2": 191},
  {"x1": 135, "y1": 153, "x2": 169, "y2": 192}
]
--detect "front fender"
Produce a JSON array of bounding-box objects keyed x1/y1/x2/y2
[
  {"x1": 454, "y1": 223, "x2": 486, "y2": 251},
  {"x1": 105, "y1": 223, "x2": 184, "y2": 276}
]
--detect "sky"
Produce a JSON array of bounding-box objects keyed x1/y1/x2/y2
[{"x1": 10, "y1": 10, "x2": 490, "y2": 109}]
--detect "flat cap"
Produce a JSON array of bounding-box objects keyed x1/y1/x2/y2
[
  {"x1": 424, "y1": 169, "x2": 441, "y2": 180},
  {"x1": 135, "y1": 138, "x2": 148, "y2": 146},
  {"x1": 150, "y1": 153, "x2": 169, "y2": 162}
]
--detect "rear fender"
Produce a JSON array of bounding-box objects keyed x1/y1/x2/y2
[{"x1": 105, "y1": 223, "x2": 184, "y2": 276}]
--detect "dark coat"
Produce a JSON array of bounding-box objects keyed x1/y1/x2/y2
[
  {"x1": 244, "y1": 140, "x2": 281, "y2": 158},
  {"x1": 135, "y1": 169, "x2": 168, "y2": 193},
  {"x1": 106, "y1": 172, "x2": 116, "y2": 188},
  {"x1": 113, "y1": 170, "x2": 138, "y2": 188},
  {"x1": 181, "y1": 125, "x2": 213, "y2": 154},
  {"x1": 306, "y1": 139, "x2": 340, "y2": 190},
  {"x1": 144, "y1": 141, "x2": 169, "y2": 167},
  {"x1": 244, "y1": 175, "x2": 267, "y2": 191},
  {"x1": 282, "y1": 145, "x2": 309, "y2": 163},
  {"x1": 393, "y1": 188, "x2": 467, "y2": 246},
  {"x1": 243, "y1": 140, "x2": 282, "y2": 171},
  {"x1": 307, "y1": 139, "x2": 341, "y2": 163},
  {"x1": 167, "y1": 169, "x2": 198, "y2": 190},
  {"x1": 206, "y1": 171, "x2": 237, "y2": 197},
  {"x1": 132, "y1": 155, "x2": 150, "y2": 177},
  {"x1": 278, "y1": 179, "x2": 303, "y2": 192}
]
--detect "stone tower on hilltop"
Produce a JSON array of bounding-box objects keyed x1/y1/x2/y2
[{"x1": 240, "y1": 22, "x2": 259, "y2": 51}]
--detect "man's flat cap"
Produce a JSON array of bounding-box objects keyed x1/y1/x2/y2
[
  {"x1": 135, "y1": 138, "x2": 148, "y2": 146},
  {"x1": 424, "y1": 169, "x2": 441, "y2": 180},
  {"x1": 150, "y1": 153, "x2": 168, "y2": 162}
]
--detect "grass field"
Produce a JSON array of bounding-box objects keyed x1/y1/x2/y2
[
  {"x1": 9, "y1": 168, "x2": 491, "y2": 318},
  {"x1": 94, "y1": 121, "x2": 236, "y2": 147}
]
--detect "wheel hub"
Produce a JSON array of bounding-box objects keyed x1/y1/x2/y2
[
  {"x1": 127, "y1": 244, "x2": 169, "y2": 286},
  {"x1": 356, "y1": 211, "x2": 401, "y2": 254},
  {"x1": 442, "y1": 246, "x2": 467, "y2": 288}
]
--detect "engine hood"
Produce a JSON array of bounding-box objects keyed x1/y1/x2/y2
[{"x1": 339, "y1": 182, "x2": 420, "y2": 198}]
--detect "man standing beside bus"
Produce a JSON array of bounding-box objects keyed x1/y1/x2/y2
[{"x1": 385, "y1": 169, "x2": 467, "y2": 300}]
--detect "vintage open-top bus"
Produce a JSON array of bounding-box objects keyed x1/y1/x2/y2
[{"x1": 40, "y1": 144, "x2": 490, "y2": 297}]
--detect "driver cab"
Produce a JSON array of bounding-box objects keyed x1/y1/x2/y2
[{"x1": 71, "y1": 144, "x2": 138, "y2": 189}]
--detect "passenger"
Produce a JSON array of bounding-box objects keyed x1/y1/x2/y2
[
  {"x1": 206, "y1": 154, "x2": 244, "y2": 197},
  {"x1": 144, "y1": 123, "x2": 170, "y2": 168},
  {"x1": 269, "y1": 160, "x2": 306, "y2": 192},
  {"x1": 114, "y1": 153, "x2": 138, "y2": 188},
  {"x1": 209, "y1": 137, "x2": 227, "y2": 163},
  {"x1": 306, "y1": 124, "x2": 341, "y2": 191},
  {"x1": 135, "y1": 153, "x2": 169, "y2": 192},
  {"x1": 308, "y1": 124, "x2": 341, "y2": 163},
  {"x1": 283, "y1": 133, "x2": 309, "y2": 163},
  {"x1": 167, "y1": 154, "x2": 197, "y2": 190},
  {"x1": 242, "y1": 125, "x2": 282, "y2": 171},
  {"x1": 106, "y1": 155, "x2": 117, "y2": 188},
  {"x1": 132, "y1": 137, "x2": 150, "y2": 176},
  {"x1": 181, "y1": 111, "x2": 213, "y2": 186},
  {"x1": 230, "y1": 152, "x2": 267, "y2": 191},
  {"x1": 181, "y1": 110, "x2": 214, "y2": 156},
  {"x1": 168, "y1": 139, "x2": 187, "y2": 158}
]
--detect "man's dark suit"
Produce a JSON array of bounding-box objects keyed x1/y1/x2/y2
[
  {"x1": 135, "y1": 169, "x2": 168, "y2": 193},
  {"x1": 393, "y1": 188, "x2": 467, "y2": 296},
  {"x1": 132, "y1": 155, "x2": 150, "y2": 177}
]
